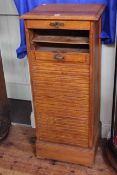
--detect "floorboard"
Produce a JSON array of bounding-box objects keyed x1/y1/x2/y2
[{"x1": 0, "y1": 125, "x2": 116, "y2": 175}]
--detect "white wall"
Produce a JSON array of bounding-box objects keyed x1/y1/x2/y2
[
  {"x1": 0, "y1": 0, "x2": 116, "y2": 137},
  {"x1": 101, "y1": 45, "x2": 116, "y2": 137},
  {"x1": 0, "y1": 0, "x2": 31, "y2": 100}
]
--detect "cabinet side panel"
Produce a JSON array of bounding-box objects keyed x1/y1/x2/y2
[
  {"x1": 89, "y1": 22, "x2": 95, "y2": 147},
  {"x1": 89, "y1": 20, "x2": 101, "y2": 147},
  {"x1": 24, "y1": 23, "x2": 40, "y2": 137},
  {"x1": 93, "y1": 19, "x2": 101, "y2": 139}
]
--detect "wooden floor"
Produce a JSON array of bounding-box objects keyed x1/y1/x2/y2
[{"x1": 0, "y1": 125, "x2": 116, "y2": 175}]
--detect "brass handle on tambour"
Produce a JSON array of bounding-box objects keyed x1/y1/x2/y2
[
  {"x1": 54, "y1": 54, "x2": 64, "y2": 60},
  {"x1": 49, "y1": 22, "x2": 64, "y2": 28}
]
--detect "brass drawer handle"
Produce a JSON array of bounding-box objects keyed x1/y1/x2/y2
[
  {"x1": 54, "y1": 54, "x2": 64, "y2": 60},
  {"x1": 49, "y1": 22, "x2": 64, "y2": 28}
]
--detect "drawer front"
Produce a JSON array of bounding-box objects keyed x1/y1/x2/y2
[
  {"x1": 32, "y1": 51, "x2": 89, "y2": 64},
  {"x1": 31, "y1": 60, "x2": 90, "y2": 148},
  {"x1": 26, "y1": 20, "x2": 90, "y2": 30}
]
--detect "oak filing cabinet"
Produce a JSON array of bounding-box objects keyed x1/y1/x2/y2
[{"x1": 22, "y1": 4, "x2": 105, "y2": 166}]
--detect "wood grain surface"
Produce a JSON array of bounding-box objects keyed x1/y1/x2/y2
[
  {"x1": 0, "y1": 125, "x2": 116, "y2": 175},
  {"x1": 32, "y1": 35, "x2": 89, "y2": 45},
  {"x1": 34, "y1": 47, "x2": 89, "y2": 53},
  {"x1": 32, "y1": 60, "x2": 90, "y2": 147},
  {"x1": 34, "y1": 51, "x2": 89, "y2": 63},
  {"x1": 26, "y1": 20, "x2": 90, "y2": 30},
  {"x1": 22, "y1": 4, "x2": 105, "y2": 21}
]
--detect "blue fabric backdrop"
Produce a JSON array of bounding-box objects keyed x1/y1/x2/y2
[{"x1": 14, "y1": 0, "x2": 117, "y2": 59}]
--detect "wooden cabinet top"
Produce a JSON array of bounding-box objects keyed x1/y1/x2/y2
[{"x1": 22, "y1": 4, "x2": 105, "y2": 21}]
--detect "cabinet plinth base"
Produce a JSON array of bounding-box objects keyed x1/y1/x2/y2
[
  {"x1": 36, "y1": 141, "x2": 96, "y2": 167},
  {"x1": 36, "y1": 129, "x2": 99, "y2": 167}
]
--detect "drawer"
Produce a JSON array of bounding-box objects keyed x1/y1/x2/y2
[
  {"x1": 26, "y1": 20, "x2": 90, "y2": 30},
  {"x1": 33, "y1": 51, "x2": 89, "y2": 64}
]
